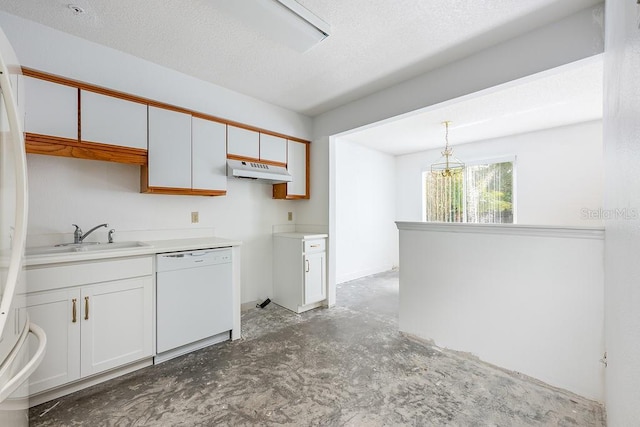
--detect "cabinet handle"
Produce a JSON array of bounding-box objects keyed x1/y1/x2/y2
[
  {"x1": 306, "y1": 259, "x2": 310, "y2": 273},
  {"x1": 84, "y1": 296, "x2": 89, "y2": 320},
  {"x1": 72, "y1": 298, "x2": 77, "y2": 323}
]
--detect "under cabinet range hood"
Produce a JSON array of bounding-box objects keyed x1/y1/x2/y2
[{"x1": 227, "y1": 159, "x2": 292, "y2": 183}]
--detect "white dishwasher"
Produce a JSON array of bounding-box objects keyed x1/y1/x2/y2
[{"x1": 156, "y1": 248, "x2": 232, "y2": 363}]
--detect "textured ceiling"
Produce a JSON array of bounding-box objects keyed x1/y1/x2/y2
[
  {"x1": 342, "y1": 57, "x2": 603, "y2": 156},
  {"x1": 0, "y1": 0, "x2": 601, "y2": 116}
]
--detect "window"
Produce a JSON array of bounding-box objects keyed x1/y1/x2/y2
[{"x1": 423, "y1": 160, "x2": 514, "y2": 223}]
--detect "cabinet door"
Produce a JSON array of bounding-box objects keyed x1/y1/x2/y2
[
  {"x1": 192, "y1": 117, "x2": 227, "y2": 191},
  {"x1": 259, "y1": 134, "x2": 287, "y2": 164},
  {"x1": 304, "y1": 251, "x2": 326, "y2": 305},
  {"x1": 148, "y1": 106, "x2": 191, "y2": 188},
  {"x1": 81, "y1": 90, "x2": 147, "y2": 149},
  {"x1": 25, "y1": 289, "x2": 81, "y2": 395},
  {"x1": 227, "y1": 125, "x2": 259, "y2": 159},
  {"x1": 80, "y1": 276, "x2": 153, "y2": 377},
  {"x1": 24, "y1": 76, "x2": 78, "y2": 139},
  {"x1": 286, "y1": 140, "x2": 308, "y2": 197}
]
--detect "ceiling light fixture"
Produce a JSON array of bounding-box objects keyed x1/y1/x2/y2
[
  {"x1": 431, "y1": 121, "x2": 464, "y2": 177},
  {"x1": 216, "y1": 0, "x2": 330, "y2": 53},
  {"x1": 67, "y1": 4, "x2": 85, "y2": 15}
]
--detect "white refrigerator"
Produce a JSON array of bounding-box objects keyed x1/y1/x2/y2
[{"x1": 0, "y1": 26, "x2": 46, "y2": 426}]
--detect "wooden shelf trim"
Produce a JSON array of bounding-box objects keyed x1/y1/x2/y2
[
  {"x1": 226, "y1": 154, "x2": 287, "y2": 168},
  {"x1": 272, "y1": 184, "x2": 309, "y2": 200},
  {"x1": 141, "y1": 187, "x2": 227, "y2": 197},
  {"x1": 25, "y1": 133, "x2": 147, "y2": 165},
  {"x1": 22, "y1": 67, "x2": 311, "y2": 144},
  {"x1": 139, "y1": 166, "x2": 225, "y2": 197}
]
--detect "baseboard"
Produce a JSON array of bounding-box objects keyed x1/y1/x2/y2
[
  {"x1": 241, "y1": 300, "x2": 259, "y2": 312},
  {"x1": 337, "y1": 266, "x2": 395, "y2": 284}
]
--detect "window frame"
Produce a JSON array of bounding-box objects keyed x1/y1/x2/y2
[{"x1": 422, "y1": 155, "x2": 517, "y2": 223}]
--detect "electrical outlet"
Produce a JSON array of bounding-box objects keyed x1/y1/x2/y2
[
  {"x1": 288, "y1": 211, "x2": 293, "y2": 221},
  {"x1": 191, "y1": 211, "x2": 199, "y2": 224}
]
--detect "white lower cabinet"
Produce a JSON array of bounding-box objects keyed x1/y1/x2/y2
[
  {"x1": 24, "y1": 257, "x2": 153, "y2": 396},
  {"x1": 24, "y1": 288, "x2": 81, "y2": 394},
  {"x1": 304, "y1": 251, "x2": 326, "y2": 305},
  {"x1": 80, "y1": 277, "x2": 153, "y2": 377},
  {"x1": 273, "y1": 233, "x2": 327, "y2": 313}
]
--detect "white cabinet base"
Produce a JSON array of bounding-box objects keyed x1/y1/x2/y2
[
  {"x1": 274, "y1": 300, "x2": 324, "y2": 315},
  {"x1": 28, "y1": 358, "x2": 153, "y2": 408}
]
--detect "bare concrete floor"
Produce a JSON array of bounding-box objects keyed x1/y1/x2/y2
[{"x1": 30, "y1": 270, "x2": 605, "y2": 426}]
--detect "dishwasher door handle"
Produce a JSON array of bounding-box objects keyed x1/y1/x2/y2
[{"x1": 187, "y1": 252, "x2": 210, "y2": 257}]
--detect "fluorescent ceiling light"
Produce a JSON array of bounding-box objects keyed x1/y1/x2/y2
[{"x1": 215, "y1": 0, "x2": 330, "y2": 52}]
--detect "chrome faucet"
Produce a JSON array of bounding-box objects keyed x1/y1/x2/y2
[{"x1": 72, "y1": 223, "x2": 109, "y2": 244}]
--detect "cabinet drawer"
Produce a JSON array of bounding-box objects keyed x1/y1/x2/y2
[
  {"x1": 304, "y1": 239, "x2": 325, "y2": 253},
  {"x1": 27, "y1": 256, "x2": 153, "y2": 293}
]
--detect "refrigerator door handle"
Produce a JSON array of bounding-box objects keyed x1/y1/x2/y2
[
  {"x1": 0, "y1": 321, "x2": 46, "y2": 402},
  {"x1": 0, "y1": 44, "x2": 28, "y2": 340}
]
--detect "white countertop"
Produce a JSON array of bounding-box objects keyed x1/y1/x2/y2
[
  {"x1": 25, "y1": 236, "x2": 242, "y2": 266},
  {"x1": 273, "y1": 232, "x2": 328, "y2": 239}
]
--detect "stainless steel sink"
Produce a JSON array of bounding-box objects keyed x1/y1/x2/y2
[{"x1": 26, "y1": 241, "x2": 152, "y2": 256}]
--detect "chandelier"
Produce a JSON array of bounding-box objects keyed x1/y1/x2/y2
[{"x1": 430, "y1": 121, "x2": 464, "y2": 177}]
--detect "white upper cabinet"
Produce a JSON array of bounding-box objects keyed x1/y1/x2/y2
[
  {"x1": 192, "y1": 117, "x2": 227, "y2": 191},
  {"x1": 259, "y1": 134, "x2": 287, "y2": 164},
  {"x1": 148, "y1": 106, "x2": 191, "y2": 189},
  {"x1": 287, "y1": 140, "x2": 307, "y2": 197},
  {"x1": 24, "y1": 76, "x2": 78, "y2": 139},
  {"x1": 227, "y1": 125, "x2": 259, "y2": 159},
  {"x1": 81, "y1": 90, "x2": 147, "y2": 150}
]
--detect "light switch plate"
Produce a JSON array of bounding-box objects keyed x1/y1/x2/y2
[
  {"x1": 191, "y1": 211, "x2": 199, "y2": 223},
  {"x1": 288, "y1": 211, "x2": 293, "y2": 221}
]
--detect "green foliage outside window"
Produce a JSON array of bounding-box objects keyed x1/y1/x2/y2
[{"x1": 424, "y1": 161, "x2": 513, "y2": 223}]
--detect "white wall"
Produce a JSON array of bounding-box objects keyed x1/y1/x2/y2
[
  {"x1": 603, "y1": 1, "x2": 640, "y2": 425},
  {"x1": 25, "y1": 155, "x2": 291, "y2": 305},
  {"x1": 397, "y1": 222, "x2": 605, "y2": 401},
  {"x1": 0, "y1": 12, "x2": 314, "y2": 304},
  {"x1": 396, "y1": 121, "x2": 603, "y2": 226},
  {"x1": 335, "y1": 138, "x2": 397, "y2": 284}
]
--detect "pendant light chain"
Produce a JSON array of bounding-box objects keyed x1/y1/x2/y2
[{"x1": 444, "y1": 121, "x2": 450, "y2": 151}]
